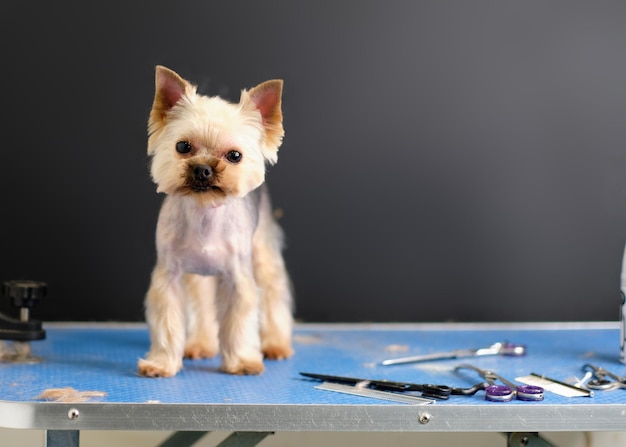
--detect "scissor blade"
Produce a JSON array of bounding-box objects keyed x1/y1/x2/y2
[
  {"x1": 299, "y1": 372, "x2": 453, "y2": 399},
  {"x1": 299, "y1": 372, "x2": 414, "y2": 391},
  {"x1": 381, "y1": 342, "x2": 525, "y2": 366},
  {"x1": 300, "y1": 372, "x2": 364, "y2": 385},
  {"x1": 380, "y1": 349, "x2": 478, "y2": 366}
]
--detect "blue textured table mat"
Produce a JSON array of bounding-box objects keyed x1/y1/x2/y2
[{"x1": 0, "y1": 324, "x2": 624, "y2": 406}]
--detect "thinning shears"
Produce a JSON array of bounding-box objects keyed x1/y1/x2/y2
[
  {"x1": 582, "y1": 364, "x2": 626, "y2": 390},
  {"x1": 455, "y1": 363, "x2": 544, "y2": 402},
  {"x1": 299, "y1": 371, "x2": 489, "y2": 400},
  {"x1": 380, "y1": 342, "x2": 526, "y2": 366}
]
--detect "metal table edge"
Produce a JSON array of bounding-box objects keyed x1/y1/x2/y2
[
  {"x1": 42, "y1": 320, "x2": 619, "y2": 331},
  {"x1": 1, "y1": 400, "x2": 625, "y2": 433}
]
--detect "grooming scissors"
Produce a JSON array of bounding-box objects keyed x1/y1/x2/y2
[
  {"x1": 582, "y1": 364, "x2": 626, "y2": 390},
  {"x1": 455, "y1": 364, "x2": 544, "y2": 402},
  {"x1": 380, "y1": 342, "x2": 526, "y2": 366}
]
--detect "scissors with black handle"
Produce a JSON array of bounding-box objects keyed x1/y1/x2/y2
[{"x1": 299, "y1": 371, "x2": 489, "y2": 400}]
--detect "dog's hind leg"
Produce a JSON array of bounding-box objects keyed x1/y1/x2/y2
[
  {"x1": 183, "y1": 274, "x2": 219, "y2": 359},
  {"x1": 253, "y1": 194, "x2": 294, "y2": 361}
]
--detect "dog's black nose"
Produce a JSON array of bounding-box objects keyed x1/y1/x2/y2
[{"x1": 193, "y1": 164, "x2": 213, "y2": 181}]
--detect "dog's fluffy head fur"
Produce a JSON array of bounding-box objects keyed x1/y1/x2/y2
[{"x1": 147, "y1": 65, "x2": 284, "y2": 206}]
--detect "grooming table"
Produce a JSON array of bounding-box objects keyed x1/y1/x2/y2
[{"x1": 0, "y1": 322, "x2": 625, "y2": 447}]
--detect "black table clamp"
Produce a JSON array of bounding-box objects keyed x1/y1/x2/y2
[{"x1": 0, "y1": 280, "x2": 46, "y2": 341}]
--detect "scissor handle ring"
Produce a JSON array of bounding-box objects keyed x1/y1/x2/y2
[
  {"x1": 586, "y1": 378, "x2": 616, "y2": 390},
  {"x1": 500, "y1": 343, "x2": 527, "y2": 356},
  {"x1": 485, "y1": 385, "x2": 515, "y2": 402},
  {"x1": 516, "y1": 385, "x2": 544, "y2": 401}
]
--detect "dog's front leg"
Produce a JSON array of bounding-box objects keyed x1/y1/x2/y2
[
  {"x1": 138, "y1": 264, "x2": 186, "y2": 377},
  {"x1": 217, "y1": 265, "x2": 264, "y2": 375}
]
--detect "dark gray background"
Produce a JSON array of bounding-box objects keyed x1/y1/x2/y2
[{"x1": 1, "y1": 1, "x2": 625, "y2": 323}]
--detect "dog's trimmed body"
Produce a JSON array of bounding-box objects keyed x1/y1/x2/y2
[{"x1": 138, "y1": 66, "x2": 294, "y2": 377}]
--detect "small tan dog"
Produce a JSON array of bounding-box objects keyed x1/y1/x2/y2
[{"x1": 138, "y1": 66, "x2": 294, "y2": 377}]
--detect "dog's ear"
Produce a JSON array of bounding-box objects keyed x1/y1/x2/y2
[
  {"x1": 149, "y1": 66, "x2": 194, "y2": 134},
  {"x1": 243, "y1": 80, "x2": 285, "y2": 164}
]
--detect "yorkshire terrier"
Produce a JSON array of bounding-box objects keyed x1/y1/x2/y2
[{"x1": 137, "y1": 66, "x2": 294, "y2": 377}]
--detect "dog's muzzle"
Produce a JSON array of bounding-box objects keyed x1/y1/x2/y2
[
  {"x1": 189, "y1": 164, "x2": 219, "y2": 193},
  {"x1": 193, "y1": 164, "x2": 213, "y2": 181}
]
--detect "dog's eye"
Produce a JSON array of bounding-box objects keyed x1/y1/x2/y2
[
  {"x1": 176, "y1": 141, "x2": 192, "y2": 154},
  {"x1": 225, "y1": 150, "x2": 242, "y2": 164}
]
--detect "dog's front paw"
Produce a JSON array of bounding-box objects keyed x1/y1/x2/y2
[
  {"x1": 262, "y1": 343, "x2": 294, "y2": 360},
  {"x1": 220, "y1": 356, "x2": 265, "y2": 375},
  {"x1": 138, "y1": 357, "x2": 182, "y2": 378}
]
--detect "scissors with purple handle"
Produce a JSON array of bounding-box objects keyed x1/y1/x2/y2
[{"x1": 455, "y1": 363, "x2": 544, "y2": 402}]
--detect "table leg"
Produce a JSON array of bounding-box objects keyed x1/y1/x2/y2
[
  {"x1": 507, "y1": 432, "x2": 555, "y2": 447},
  {"x1": 45, "y1": 430, "x2": 79, "y2": 447},
  {"x1": 215, "y1": 432, "x2": 273, "y2": 447}
]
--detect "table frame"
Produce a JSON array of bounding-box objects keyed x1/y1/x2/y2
[{"x1": 1, "y1": 322, "x2": 623, "y2": 447}]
